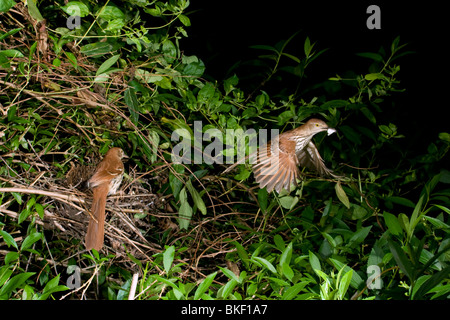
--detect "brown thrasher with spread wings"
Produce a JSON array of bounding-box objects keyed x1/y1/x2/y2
[
  {"x1": 224, "y1": 118, "x2": 339, "y2": 193},
  {"x1": 85, "y1": 147, "x2": 126, "y2": 251}
]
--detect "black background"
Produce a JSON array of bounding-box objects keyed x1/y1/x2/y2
[{"x1": 181, "y1": 1, "x2": 448, "y2": 154}]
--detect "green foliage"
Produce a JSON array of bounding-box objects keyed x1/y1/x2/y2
[{"x1": 0, "y1": 0, "x2": 449, "y2": 301}]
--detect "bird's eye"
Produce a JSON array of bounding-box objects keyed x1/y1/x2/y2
[{"x1": 315, "y1": 123, "x2": 319, "y2": 127}]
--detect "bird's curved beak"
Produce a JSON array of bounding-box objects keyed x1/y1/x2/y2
[{"x1": 327, "y1": 128, "x2": 336, "y2": 136}]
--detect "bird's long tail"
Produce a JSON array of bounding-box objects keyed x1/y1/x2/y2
[{"x1": 85, "y1": 184, "x2": 109, "y2": 251}]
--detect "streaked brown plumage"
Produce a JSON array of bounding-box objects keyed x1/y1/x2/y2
[
  {"x1": 224, "y1": 119, "x2": 339, "y2": 193},
  {"x1": 85, "y1": 147, "x2": 126, "y2": 251}
]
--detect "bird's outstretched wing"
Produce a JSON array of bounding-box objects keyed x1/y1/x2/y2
[
  {"x1": 297, "y1": 141, "x2": 340, "y2": 178},
  {"x1": 252, "y1": 138, "x2": 301, "y2": 193}
]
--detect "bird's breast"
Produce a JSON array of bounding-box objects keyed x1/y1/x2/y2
[{"x1": 108, "y1": 174, "x2": 123, "y2": 195}]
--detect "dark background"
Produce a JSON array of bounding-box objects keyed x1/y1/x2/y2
[{"x1": 181, "y1": 1, "x2": 447, "y2": 153}]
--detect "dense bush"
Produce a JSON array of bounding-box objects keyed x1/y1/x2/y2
[{"x1": 0, "y1": 0, "x2": 449, "y2": 300}]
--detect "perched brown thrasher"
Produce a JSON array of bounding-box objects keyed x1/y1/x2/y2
[
  {"x1": 85, "y1": 147, "x2": 126, "y2": 251},
  {"x1": 224, "y1": 118, "x2": 339, "y2": 193}
]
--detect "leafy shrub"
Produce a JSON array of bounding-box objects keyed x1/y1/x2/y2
[{"x1": 0, "y1": 0, "x2": 448, "y2": 300}]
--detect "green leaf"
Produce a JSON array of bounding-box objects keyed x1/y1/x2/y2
[
  {"x1": 361, "y1": 106, "x2": 377, "y2": 124},
  {"x1": 163, "y1": 246, "x2": 175, "y2": 274},
  {"x1": 356, "y1": 52, "x2": 383, "y2": 62},
  {"x1": 438, "y1": 132, "x2": 450, "y2": 142},
  {"x1": 309, "y1": 251, "x2": 321, "y2": 274},
  {"x1": 279, "y1": 195, "x2": 299, "y2": 210},
  {"x1": 277, "y1": 110, "x2": 294, "y2": 126},
  {"x1": 233, "y1": 241, "x2": 250, "y2": 269},
  {"x1": 0, "y1": 27, "x2": 22, "y2": 41},
  {"x1": 383, "y1": 211, "x2": 403, "y2": 237},
  {"x1": 80, "y1": 42, "x2": 114, "y2": 56},
  {"x1": 223, "y1": 74, "x2": 239, "y2": 94},
  {"x1": 335, "y1": 182, "x2": 350, "y2": 209},
  {"x1": 134, "y1": 69, "x2": 163, "y2": 83},
  {"x1": 408, "y1": 195, "x2": 424, "y2": 239},
  {"x1": 233, "y1": 168, "x2": 251, "y2": 181},
  {"x1": 320, "y1": 99, "x2": 349, "y2": 110},
  {"x1": 280, "y1": 242, "x2": 293, "y2": 267},
  {"x1": 257, "y1": 188, "x2": 268, "y2": 213},
  {"x1": 20, "y1": 232, "x2": 42, "y2": 251},
  {"x1": 197, "y1": 82, "x2": 215, "y2": 104},
  {"x1": 281, "y1": 52, "x2": 300, "y2": 63},
  {"x1": 147, "y1": 130, "x2": 160, "y2": 163},
  {"x1": 220, "y1": 279, "x2": 237, "y2": 299},
  {"x1": 350, "y1": 203, "x2": 368, "y2": 220},
  {"x1": 330, "y1": 258, "x2": 364, "y2": 289},
  {"x1": 96, "y1": 54, "x2": 120, "y2": 75},
  {"x1": 250, "y1": 44, "x2": 278, "y2": 53},
  {"x1": 0, "y1": 230, "x2": 18, "y2": 249},
  {"x1": 281, "y1": 263, "x2": 294, "y2": 282},
  {"x1": 11, "y1": 192, "x2": 22, "y2": 205},
  {"x1": 364, "y1": 73, "x2": 385, "y2": 81},
  {"x1": 5, "y1": 252, "x2": 19, "y2": 266},
  {"x1": 337, "y1": 268, "x2": 353, "y2": 299},
  {"x1": 27, "y1": 0, "x2": 44, "y2": 21},
  {"x1": 304, "y1": 37, "x2": 313, "y2": 56},
  {"x1": 18, "y1": 208, "x2": 31, "y2": 224},
  {"x1": 169, "y1": 167, "x2": 184, "y2": 200},
  {"x1": 413, "y1": 266, "x2": 450, "y2": 300},
  {"x1": 273, "y1": 234, "x2": 285, "y2": 251},
  {"x1": 388, "y1": 239, "x2": 414, "y2": 281},
  {"x1": 97, "y1": 5, "x2": 125, "y2": 20},
  {"x1": 105, "y1": 18, "x2": 125, "y2": 31},
  {"x1": 156, "y1": 76, "x2": 173, "y2": 90},
  {"x1": 348, "y1": 226, "x2": 372, "y2": 247},
  {"x1": 268, "y1": 277, "x2": 290, "y2": 287},
  {"x1": 64, "y1": 51, "x2": 78, "y2": 69},
  {"x1": 35, "y1": 203, "x2": 44, "y2": 219},
  {"x1": 0, "y1": 49, "x2": 24, "y2": 58},
  {"x1": 194, "y1": 272, "x2": 217, "y2": 300},
  {"x1": 0, "y1": 268, "x2": 13, "y2": 287},
  {"x1": 38, "y1": 274, "x2": 69, "y2": 300},
  {"x1": 134, "y1": 133, "x2": 155, "y2": 165},
  {"x1": 252, "y1": 257, "x2": 277, "y2": 274},
  {"x1": 178, "y1": 187, "x2": 192, "y2": 230},
  {"x1": 0, "y1": 272, "x2": 35, "y2": 297},
  {"x1": 385, "y1": 196, "x2": 416, "y2": 208},
  {"x1": 61, "y1": 1, "x2": 90, "y2": 17},
  {"x1": 183, "y1": 59, "x2": 205, "y2": 77},
  {"x1": 398, "y1": 213, "x2": 410, "y2": 234},
  {"x1": 282, "y1": 281, "x2": 309, "y2": 300},
  {"x1": 434, "y1": 204, "x2": 450, "y2": 215},
  {"x1": 0, "y1": 0, "x2": 16, "y2": 13},
  {"x1": 218, "y1": 267, "x2": 240, "y2": 283},
  {"x1": 185, "y1": 179, "x2": 207, "y2": 215},
  {"x1": 154, "y1": 275, "x2": 180, "y2": 291},
  {"x1": 162, "y1": 40, "x2": 177, "y2": 63},
  {"x1": 178, "y1": 14, "x2": 191, "y2": 26},
  {"x1": 424, "y1": 216, "x2": 450, "y2": 230},
  {"x1": 124, "y1": 87, "x2": 139, "y2": 125},
  {"x1": 161, "y1": 117, "x2": 193, "y2": 138}
]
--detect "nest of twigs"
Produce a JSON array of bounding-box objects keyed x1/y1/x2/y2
[{"x1": 0, "y1": 153, "x2": 164, "y2": 258}]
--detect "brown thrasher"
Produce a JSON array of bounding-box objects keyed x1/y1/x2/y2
[
  {"x1": 224, "y1": 118, "x2": 339, "y2": 193},
  {"x1": 85, "y1": 147, "x2": 126, "y2": 251}
]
